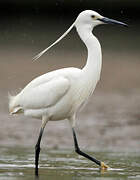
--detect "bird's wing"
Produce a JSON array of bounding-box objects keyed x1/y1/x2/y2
[{"x1": 19, "y1": 76, "x2": 70, "y2": 109}]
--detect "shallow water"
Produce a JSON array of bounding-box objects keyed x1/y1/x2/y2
[{"x1": 0, "y1": 147, "x2": 140, "y2": 180}]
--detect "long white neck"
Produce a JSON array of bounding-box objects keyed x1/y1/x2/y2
[{"x1": 76, "y1": 25, "x2": 102, "y2": 80}]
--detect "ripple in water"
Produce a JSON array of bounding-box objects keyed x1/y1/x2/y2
[{"x1": 0, "y1": 147, "x2": 140, "y2": 180}]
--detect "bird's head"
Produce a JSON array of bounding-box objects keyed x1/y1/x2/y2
[
  {"x1": 75, "y1": 10, "x2": 127, "y2": 30},
  {"x1": 33, "y1": 10, "x2": 127, "y2": 61}
]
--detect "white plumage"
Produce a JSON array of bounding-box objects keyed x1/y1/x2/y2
[
  {"x1": 9, "y1": 10, "x2": 103, "y2": 125},
  {"x1": 8, "y1": 10, "x2": 127, "y2": 176}
]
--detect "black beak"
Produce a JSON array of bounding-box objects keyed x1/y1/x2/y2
[{"x1": 99, "y1": 17, "x2": 128, "y2": 27}]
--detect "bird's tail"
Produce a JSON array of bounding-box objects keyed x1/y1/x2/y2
[{"x1": 8, "y1": 93, "x2": 23, "y2": 115}]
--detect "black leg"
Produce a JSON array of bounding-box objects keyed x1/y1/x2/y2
[
  {"x1": 35, "y1": 127, "x2": 44, "y2": 177},
  {"x1": 72, "y1": 127, "x2": 101, "y2": 166}
]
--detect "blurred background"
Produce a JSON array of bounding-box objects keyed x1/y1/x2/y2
[{"x1": 0, "y1": 0, "x2": 139, "y2": 151}]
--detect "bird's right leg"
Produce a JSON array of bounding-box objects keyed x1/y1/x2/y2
[
  {"x1": 35, "y1": 116, "x2": 48, "y2": 177},
  {"x1": 69, "y1": 116, "x2": 109, "y2": 170}
]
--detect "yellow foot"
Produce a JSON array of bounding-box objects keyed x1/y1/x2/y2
[{"x1": 100, "y1": 162, "x2": 110, "y2": 170}]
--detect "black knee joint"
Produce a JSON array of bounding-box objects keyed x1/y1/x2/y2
[{"x1": 75, "y1": 147, "x2": 80, "y2": 154}]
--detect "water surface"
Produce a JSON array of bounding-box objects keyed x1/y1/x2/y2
[{"x1": 0, "y1": 147, "x2": 140, "y2": 180}]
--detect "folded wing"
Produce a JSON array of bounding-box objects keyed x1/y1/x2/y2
[{"x1": 19, "y1": 76, "x2": 70, "y2": 109}]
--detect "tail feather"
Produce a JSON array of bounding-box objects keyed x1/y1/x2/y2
[{"x1": 8, "y1": 92, "x2": 22, "y2": 115}]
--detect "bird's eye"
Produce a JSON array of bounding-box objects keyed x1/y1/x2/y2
[{"x1": 91, "y1": 15, "x2": 95, "y2": 18}]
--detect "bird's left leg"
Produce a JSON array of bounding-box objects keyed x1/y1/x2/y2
[
  {"x1": 69, "y1": 116, "x2": 109, "y2": 170},
  {"x1": 35, "y1": 116, "x2": 49, "y2": 177}
]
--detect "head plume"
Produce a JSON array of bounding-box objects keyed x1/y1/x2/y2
[{"x1": 33, "y1": 21, "x2": 75, "y2": 61}]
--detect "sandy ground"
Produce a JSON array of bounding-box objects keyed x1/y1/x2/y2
[{"x1": 0, "y1": 47, "x2": 140, "y2": 151}]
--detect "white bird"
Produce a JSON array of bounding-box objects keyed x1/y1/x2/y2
[{"x1": 9, "y1": 10, "x2": 127, "y2": 176}]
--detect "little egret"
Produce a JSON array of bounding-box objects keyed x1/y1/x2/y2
[{"x1": 9, "y1": 10, "x2": 127, "y2": 176}]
